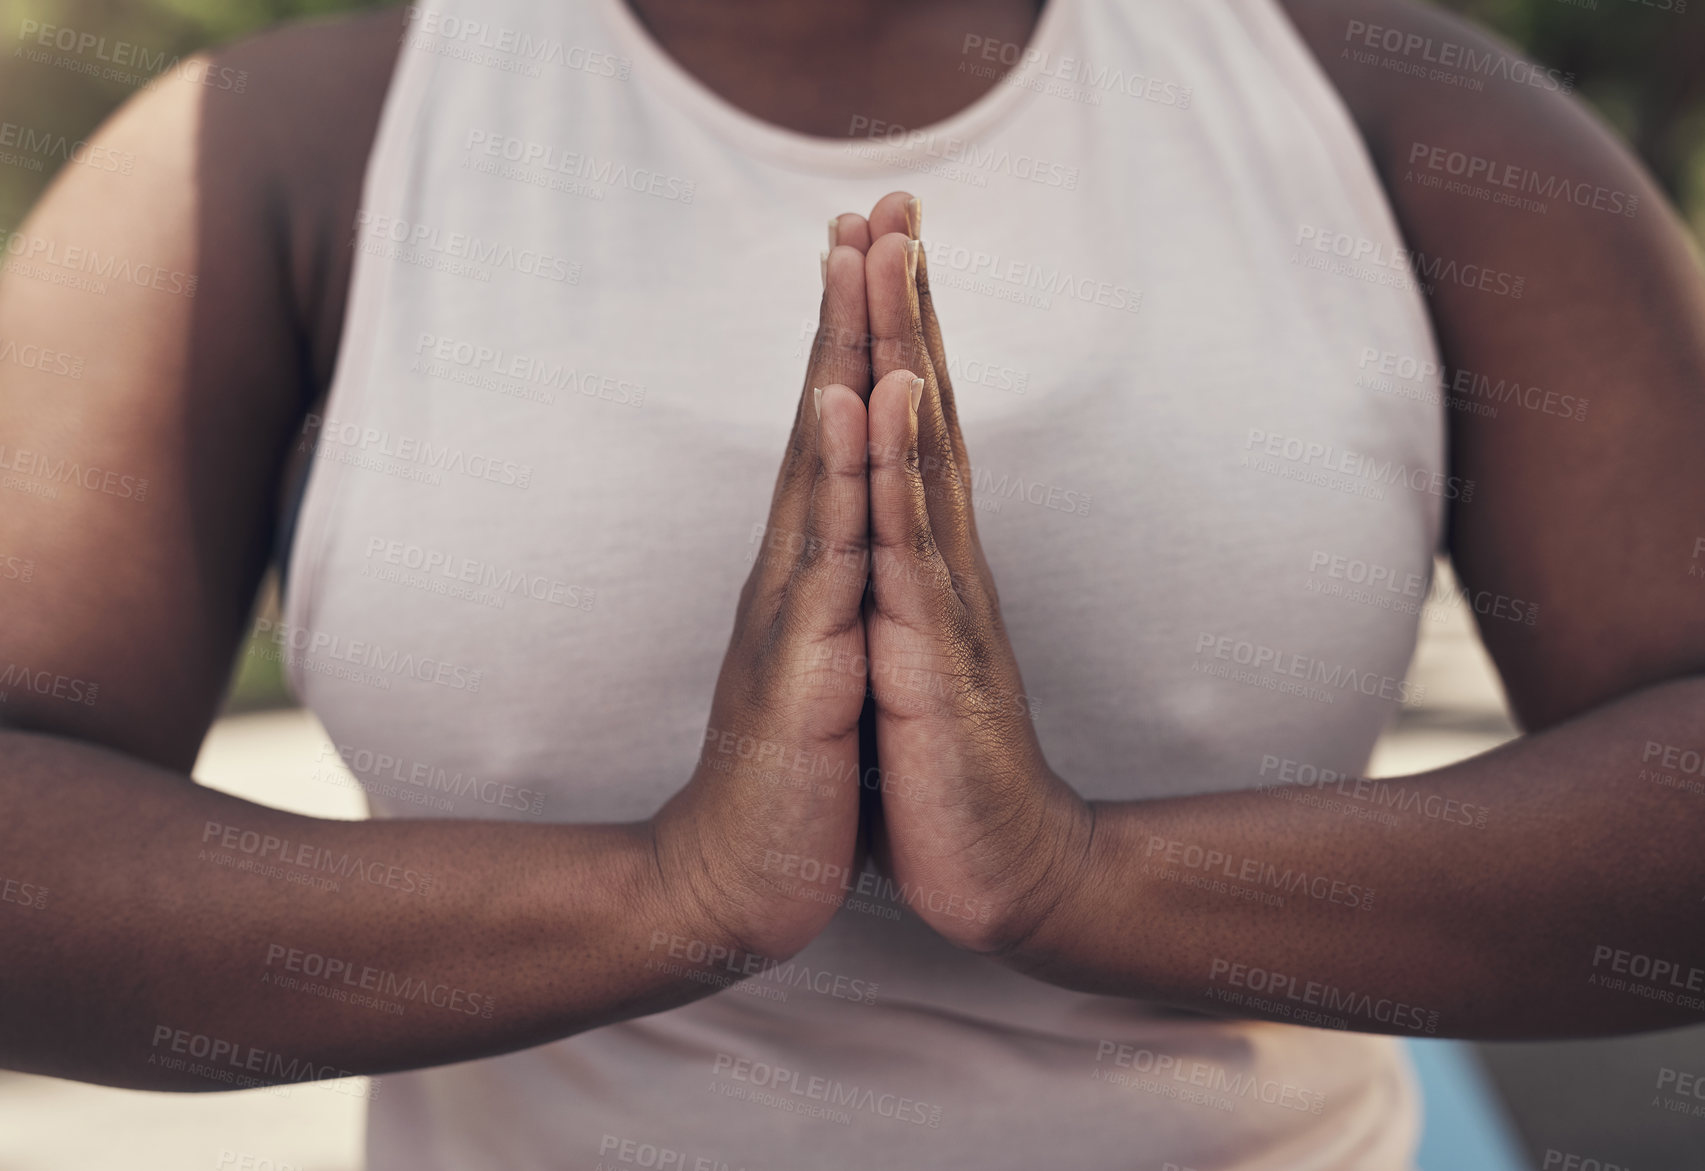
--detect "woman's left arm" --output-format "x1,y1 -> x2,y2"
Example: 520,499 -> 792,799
859,0 -> 1705,1036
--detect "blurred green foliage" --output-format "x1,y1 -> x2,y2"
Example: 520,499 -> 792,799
0,0 -> 395,226
1445,0 -> 1705,234
1,0 -> 1701,711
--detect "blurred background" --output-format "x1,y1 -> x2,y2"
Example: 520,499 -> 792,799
1,0 -> 1703,1168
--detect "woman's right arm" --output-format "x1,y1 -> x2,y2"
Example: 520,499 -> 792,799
0,26 -> 877,1089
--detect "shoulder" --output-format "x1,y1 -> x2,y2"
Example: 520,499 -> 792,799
1276,0 -> 1705,729
1275,0 -> 1600,155
0,7 -> 408,763
192,5 -> 410,391
56,5 -> 407,397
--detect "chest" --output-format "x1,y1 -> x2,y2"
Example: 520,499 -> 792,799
284,12 -> 1446,818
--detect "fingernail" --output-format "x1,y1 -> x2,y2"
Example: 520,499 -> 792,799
828,216 -> 839,249
814,386 -> 824,421
906,196 -> 922,240
905,238 -> 919,282
909,377 -> 924,416
820,250 -> 829,287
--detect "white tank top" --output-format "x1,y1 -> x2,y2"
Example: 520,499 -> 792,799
285,0 -> 1444,1165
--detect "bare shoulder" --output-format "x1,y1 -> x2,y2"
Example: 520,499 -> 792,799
1275,0 -> 1600,148
0,6 -> 404,766
195,4 -> 409,390
1275,0 -> 1705,731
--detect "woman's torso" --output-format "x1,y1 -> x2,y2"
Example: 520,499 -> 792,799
283,0 -> 1445,1165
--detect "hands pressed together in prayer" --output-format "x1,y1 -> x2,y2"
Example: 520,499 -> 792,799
649,191 -> 1094,966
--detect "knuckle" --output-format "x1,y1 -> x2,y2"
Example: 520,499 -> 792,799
815,456 -> 867,494
867,434 -> 904,473
737,625 -> 792,712
908,522 -> 941,564
782,427 -> 813,479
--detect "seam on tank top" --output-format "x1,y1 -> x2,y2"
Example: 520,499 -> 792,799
280,22 -> 441,701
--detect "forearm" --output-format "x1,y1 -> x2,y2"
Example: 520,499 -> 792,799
0,729 -> 734,1089
1014,676 -> 1705,1039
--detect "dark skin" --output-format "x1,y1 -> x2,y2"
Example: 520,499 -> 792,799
0,0 -> 1701,1091
851,3 -> 1705,1043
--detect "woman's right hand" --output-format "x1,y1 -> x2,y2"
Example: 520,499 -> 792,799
648,216 -> 876,963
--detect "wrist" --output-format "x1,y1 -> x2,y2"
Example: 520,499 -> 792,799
645,801 -> 843,965
982,781 -> 1100,966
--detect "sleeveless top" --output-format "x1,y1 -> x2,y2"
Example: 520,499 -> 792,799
284,0 -> 1446,1165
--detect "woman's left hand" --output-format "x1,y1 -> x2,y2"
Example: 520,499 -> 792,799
858,196 -> 1096,956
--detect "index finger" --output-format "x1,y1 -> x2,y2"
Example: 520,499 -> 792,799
869,192 -> 968,478
754,243 -> 871,602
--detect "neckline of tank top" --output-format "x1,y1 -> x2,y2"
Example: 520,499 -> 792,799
595,0 -> 1073,174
